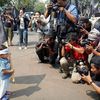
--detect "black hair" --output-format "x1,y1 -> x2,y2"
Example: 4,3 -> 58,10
70,32 -> 79,42
0,45 -> 7,50
20,7 -> 25,13
51,0 -> 57,3
90,56 -> 100,69
35,11 -> 41,15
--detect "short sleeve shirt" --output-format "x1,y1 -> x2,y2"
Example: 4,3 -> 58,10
0,58 -> 11,80
68,4 -> 79,19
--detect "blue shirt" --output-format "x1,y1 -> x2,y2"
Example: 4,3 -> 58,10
0,58 -> 11,80
68,4 -> 79,19
57,4 -> 79,25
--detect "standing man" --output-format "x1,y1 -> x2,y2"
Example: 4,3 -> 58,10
45,0 -> 79,59
45,0 -> 79,32
4,8 -> 14,46
17,8 -> 29,50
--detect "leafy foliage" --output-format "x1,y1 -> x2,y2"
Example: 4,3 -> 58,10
34,2 -> 45,13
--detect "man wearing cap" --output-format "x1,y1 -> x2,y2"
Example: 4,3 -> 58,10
0,47 -> 14,99
82,56 -> 100,94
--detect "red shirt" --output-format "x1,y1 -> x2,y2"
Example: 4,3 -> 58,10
65,43 -> 88,60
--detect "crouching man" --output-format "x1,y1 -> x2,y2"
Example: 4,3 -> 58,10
82,55 -> 100,94
36,35 -> 58,65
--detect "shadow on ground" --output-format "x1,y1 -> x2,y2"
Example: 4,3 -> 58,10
11,74 -> 45,98
86,90 -> 100,100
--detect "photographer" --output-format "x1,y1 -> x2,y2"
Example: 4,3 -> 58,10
59,33 -> 89,79
45,0 -> 78,23
17,8 -> 30,50
36,35 -> 58,65
86,19 -> 100,56
44,0 -> 79,38
45,0 -> 79,61
82,56 -> 100,94
86,35 -> 100,56
36,36 -> 49,63
3,8 -> 14,46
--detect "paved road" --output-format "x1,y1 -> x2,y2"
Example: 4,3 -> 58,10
9,31 -> 100,100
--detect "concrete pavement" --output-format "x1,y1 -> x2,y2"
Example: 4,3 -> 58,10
9,31 -> 100,100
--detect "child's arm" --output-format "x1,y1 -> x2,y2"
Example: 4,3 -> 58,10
2,69 -> 14,75
8,53 -> 15,83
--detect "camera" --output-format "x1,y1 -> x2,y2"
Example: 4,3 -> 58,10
51,0 -> 57,3
52,4 -> 59,11
61,39 -> 68,45
80,39 -> 90,47
76,60 -> 88,76
50,0 -> 59,11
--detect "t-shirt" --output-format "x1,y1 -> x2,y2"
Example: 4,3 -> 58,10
19,17 -> 25,29
4,15 -> 13,27
0,58 -> 11,80
68,4 -> 79,19
65,43 -> 87,60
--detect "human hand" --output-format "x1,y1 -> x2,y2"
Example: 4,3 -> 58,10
65,43 -> 73,49
81,74 -> 92,84
85,45 -> 93,54
10,69 -> 14,75
59,7 -> 64,11
80,28 -> 89,34
47,3 -> 53,11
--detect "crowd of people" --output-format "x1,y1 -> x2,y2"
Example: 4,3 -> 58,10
0,0 -> 100,99
35,0 -> 100,95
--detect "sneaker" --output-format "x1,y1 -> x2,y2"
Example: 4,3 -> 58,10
59,67 -> 63,73
62,73 -> 68,79
59,69 -> 63,73
24,47 -> 27,49
19,47 -> 22,50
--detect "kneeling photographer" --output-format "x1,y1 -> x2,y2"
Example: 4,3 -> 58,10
59,33 -> 89,79
36,37 -> 49,63
36,35 -> 58,65
82,56 -> 100,94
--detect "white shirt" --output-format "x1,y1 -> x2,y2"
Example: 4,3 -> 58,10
20,17 -> 24,29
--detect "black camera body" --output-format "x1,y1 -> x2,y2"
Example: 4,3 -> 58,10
80,39 -> 90,47
76,60 -> 88,76
51,0 -> 57,3
50,0 -> 59,11
60,39 -> 68,45
52,4 -> 59,11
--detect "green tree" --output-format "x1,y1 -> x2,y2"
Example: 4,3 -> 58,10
0,0 -> 11,6
34,2 -> 45,13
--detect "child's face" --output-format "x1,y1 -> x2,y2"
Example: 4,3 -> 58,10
0,54 -> 9,59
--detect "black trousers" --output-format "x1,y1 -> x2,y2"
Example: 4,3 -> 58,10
36,47 -> 49,62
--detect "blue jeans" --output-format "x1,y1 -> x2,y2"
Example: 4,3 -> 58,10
19,29 -> 28,46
